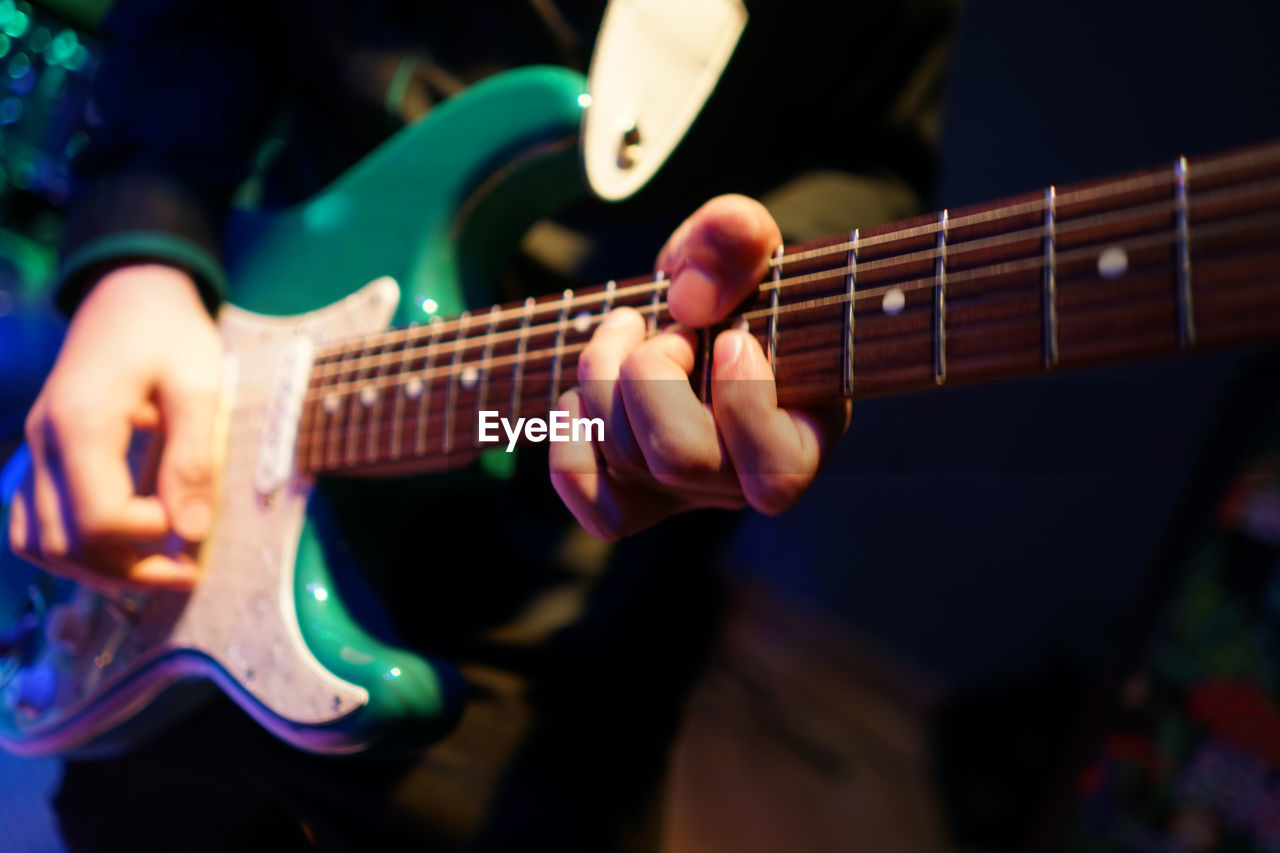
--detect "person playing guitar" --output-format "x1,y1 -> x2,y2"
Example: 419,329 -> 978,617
4,0 -> 956,850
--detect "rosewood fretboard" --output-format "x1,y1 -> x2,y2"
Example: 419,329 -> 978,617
295,139 -> 1280,476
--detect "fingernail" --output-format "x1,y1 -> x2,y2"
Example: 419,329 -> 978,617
715,330 -> 744,366
672,263 -> 718,319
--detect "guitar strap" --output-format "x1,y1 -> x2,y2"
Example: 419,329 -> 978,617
583,0 -> 747,201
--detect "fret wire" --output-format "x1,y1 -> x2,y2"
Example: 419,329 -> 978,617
342,340 -> 369,467
366,338 -> 384,466
1175,155 -> 1196,348
302,208 -> 1280,403
510,297 -> 535,420
843,228 -> 858,397
389,321 -> 416,461
648,273 -> 663,334
307,173 -> 1280,380
603,279 -> 616,315
738,209 -> 1280,327
933,209 -> 948,386
768,245 -> 783,373
414,320 -> 442,456
366,334 -> 394,464
477,304 -> 500,415
1043,186 -> 1059,368
443,311 -> 470,454
549,289 -> 572,409
325,349 -> 353,470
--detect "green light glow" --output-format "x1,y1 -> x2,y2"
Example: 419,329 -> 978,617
0,2 -> 13,27
65,44 -> 86,72
2,9 -> 27,38
0,35 -> 9,59
48,29 -> 76,64
28,26 -> 48,53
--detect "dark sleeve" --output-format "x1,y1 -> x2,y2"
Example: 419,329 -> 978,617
746,0 -> 958,241
55,0 -> 285,315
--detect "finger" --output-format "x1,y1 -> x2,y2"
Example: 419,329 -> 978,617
157,369 -> 220,542
549,388 -> 679,541
40,547 -> 198,594
711,328 -> 848,514
618,327 -> 738,495
8,470 -> 33,559
44,383 -> 171,548
576,308 -> 647,476
656,194 -> 782,328
123,552 -> 200,591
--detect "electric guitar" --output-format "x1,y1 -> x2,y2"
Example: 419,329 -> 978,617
1,65 -> 1278,757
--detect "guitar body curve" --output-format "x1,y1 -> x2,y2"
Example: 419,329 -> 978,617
0,65 -> 589,756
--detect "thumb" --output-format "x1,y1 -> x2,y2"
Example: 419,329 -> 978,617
658,194 -> 782,328
157,379 -> 219,542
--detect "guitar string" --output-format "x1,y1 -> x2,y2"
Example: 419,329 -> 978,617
300,179 -> 1222,376
293,206 -> 1280,401
768,141 -> 1280,269
302,142 -> 1280,362
299,177 -> 1280,385
296,208 -> 1280,407
288,234 -> 1277,462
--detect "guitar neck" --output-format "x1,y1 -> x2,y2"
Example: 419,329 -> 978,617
296,139 -> 1280,477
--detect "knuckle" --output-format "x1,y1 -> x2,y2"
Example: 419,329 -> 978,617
73,505 -> 112,543
644,425 -> 719,482
575,345 -> 606,383
617,348 -> 653,384
44,390 -> 93,440
746,473 -> 808,515
166,456 -> 215,491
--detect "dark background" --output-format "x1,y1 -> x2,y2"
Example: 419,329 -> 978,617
740,0 -> 1280,685
731,0 -> 1280,845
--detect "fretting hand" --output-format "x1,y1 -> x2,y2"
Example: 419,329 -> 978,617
550,195 -> 851,540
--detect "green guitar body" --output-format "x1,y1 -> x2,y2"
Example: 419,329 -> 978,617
0,66 -> 589,755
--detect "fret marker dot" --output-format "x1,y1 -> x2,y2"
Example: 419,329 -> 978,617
1098,246 -> 1128,279
322,393 -> 341,414
882,287 -> 905,316
360,387 -> 377,407
461,366 -> 479,389
573,310 -> 592,334
405,377 -> 423,399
